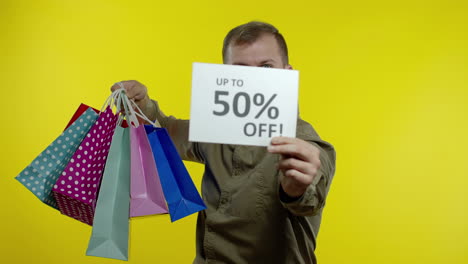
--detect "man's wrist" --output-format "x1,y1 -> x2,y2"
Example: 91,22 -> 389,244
279,184 -> 303,203
144,98 -> 158,123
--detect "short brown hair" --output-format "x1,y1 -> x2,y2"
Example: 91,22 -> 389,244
222,21 -> 289,64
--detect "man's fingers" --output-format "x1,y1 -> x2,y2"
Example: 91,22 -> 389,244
270,136 -> 298,145
278,158 -> 318,177
282,169 -> 314,188
110,82 -> 122,92
268,141 -> 319,163
110,80 -> 147,101
111,80 -> 133,92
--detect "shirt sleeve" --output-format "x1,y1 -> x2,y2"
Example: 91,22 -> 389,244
279,119 -> 336,216
152,100 -> 205,164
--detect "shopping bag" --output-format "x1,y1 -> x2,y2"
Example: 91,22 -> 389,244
130,125 -> 168,217
53,105 -> 119,225
64,103 -> 99,130
86,125 -> 131,261
86,88 -> 135,260
15,106 -> 99,208
144,125 -> 206,222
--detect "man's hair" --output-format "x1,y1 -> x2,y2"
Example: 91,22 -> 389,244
222,21 -> 289,64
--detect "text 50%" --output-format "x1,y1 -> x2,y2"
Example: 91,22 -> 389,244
212,91 -> 279,119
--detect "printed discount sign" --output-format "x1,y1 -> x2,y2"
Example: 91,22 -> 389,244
189,63 -> 299,146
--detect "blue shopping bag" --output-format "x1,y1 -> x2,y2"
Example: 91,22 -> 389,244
15,106 -> 98,208
144,125 -> 206,222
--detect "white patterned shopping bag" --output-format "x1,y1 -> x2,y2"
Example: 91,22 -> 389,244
15,107 -> 99,208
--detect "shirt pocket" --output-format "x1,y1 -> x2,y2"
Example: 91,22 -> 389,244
222,168 -> 278,221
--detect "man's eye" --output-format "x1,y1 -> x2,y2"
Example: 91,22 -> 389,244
261,64 -> 273,68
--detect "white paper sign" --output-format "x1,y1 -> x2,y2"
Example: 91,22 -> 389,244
189,62 -> 298,146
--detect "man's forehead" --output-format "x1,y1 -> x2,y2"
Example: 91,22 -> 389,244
230,32 -> 277,48
227,35 -> 282,61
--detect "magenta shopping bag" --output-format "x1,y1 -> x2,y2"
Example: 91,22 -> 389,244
130,125 -> 168,217
53,106 -> 119,225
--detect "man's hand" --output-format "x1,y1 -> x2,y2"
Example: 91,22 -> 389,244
267,137 -> 321,198
110,80 -> 156,121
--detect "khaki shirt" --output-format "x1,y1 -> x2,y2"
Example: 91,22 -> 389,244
155,102 -> 336,264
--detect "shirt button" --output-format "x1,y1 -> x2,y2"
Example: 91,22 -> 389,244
220,198 -> 228,204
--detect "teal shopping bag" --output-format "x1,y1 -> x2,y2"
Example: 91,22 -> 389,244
15,106 -> 98,208
86,125 -> 130,261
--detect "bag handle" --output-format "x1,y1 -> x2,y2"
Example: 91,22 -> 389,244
128,99 -> 161,128
113,82 -> 161,128
109,82 -> 161,128
100,87 -> 123,113
115,83 -> 141,127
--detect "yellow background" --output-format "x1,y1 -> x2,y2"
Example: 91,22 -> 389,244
1,0 -> 467,263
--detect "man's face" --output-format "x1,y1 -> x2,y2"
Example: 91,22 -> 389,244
225,33 -> 292,70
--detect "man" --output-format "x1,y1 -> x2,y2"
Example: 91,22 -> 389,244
113,21 -> 336,264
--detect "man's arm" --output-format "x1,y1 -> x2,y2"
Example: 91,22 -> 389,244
111,80 -> 205,163
267,122 -> 336,216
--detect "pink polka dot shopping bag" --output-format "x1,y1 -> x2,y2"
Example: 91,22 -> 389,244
52,93 -> 120,225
